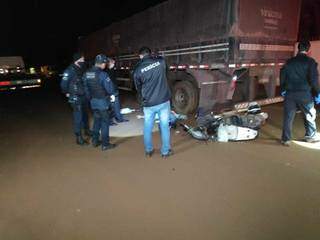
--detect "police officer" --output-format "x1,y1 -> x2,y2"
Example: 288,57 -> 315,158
133,47 -> 172,158
60,52 -> 90,146
106,58 -> 128,123
280,40 -> 320,146
83,54 -> 116,151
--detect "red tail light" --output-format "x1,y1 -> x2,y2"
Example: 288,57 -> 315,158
0,81 -> 10,86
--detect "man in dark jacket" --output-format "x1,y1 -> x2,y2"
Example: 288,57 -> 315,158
280,40 -> 320,146
60,53 -> 90,145
106,58 -> 128,124
83,54 -> 116,151
133,47 -> 172,158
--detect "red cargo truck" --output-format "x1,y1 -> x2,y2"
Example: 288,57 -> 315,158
80,0 -> 301,114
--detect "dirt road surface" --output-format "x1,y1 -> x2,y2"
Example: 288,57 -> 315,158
0,82 -> 319,240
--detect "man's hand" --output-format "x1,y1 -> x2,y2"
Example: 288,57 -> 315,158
281,91 -> 286,97
110,95 -> 116,103
314,93 -> 320,105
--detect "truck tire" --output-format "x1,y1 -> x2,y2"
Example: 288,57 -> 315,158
172,80 -> 199,114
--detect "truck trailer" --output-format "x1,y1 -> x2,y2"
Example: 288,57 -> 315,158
80,0 -> 301,114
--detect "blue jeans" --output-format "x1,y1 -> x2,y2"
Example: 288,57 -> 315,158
143,101 -> 171,155
156,112 -> 177,129
282,91 -> 317,141
92,109 -> 110,146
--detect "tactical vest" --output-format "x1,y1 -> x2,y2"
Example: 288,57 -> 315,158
86,69 -> 107,99
68,65 -> 85,96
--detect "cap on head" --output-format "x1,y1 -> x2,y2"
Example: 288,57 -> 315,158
73,52 -> 84,62
95,54 -> 108,64
298,40 -> 311,52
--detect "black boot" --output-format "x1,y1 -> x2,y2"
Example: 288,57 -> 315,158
110,121 -> 118,126
84,129 -> 93,137
76,135 -> 89,146
102,143 -> 117,151
145,150 -> 154,158
161,149 -> 174,158
92,139 -> 102,148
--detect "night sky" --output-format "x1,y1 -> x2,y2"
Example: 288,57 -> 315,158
299,0 -> 320,40
0,0 -> 319,68
0,0 -> 166,67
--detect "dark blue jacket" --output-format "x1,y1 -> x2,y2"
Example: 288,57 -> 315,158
106,69 -> 119,96
83,66 -> 115,110
60,64 -> 85,96
133,56 -> 171,107
280,53 -> 320,94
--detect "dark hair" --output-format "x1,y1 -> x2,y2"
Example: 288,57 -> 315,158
73,52 -> 84,62
139,46 -> 151,56
298,40 -> 311,52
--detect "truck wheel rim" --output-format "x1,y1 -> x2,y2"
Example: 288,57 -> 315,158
175,88 -> 189,107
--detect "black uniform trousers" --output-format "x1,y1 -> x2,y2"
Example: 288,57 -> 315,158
70,96 -> 90,136
282,91 -> 317,141
92,109 -> 110,146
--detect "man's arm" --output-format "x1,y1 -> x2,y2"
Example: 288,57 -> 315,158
107,70 -> 119,96
309,60 -> 320,94
280,66 -> 287,94
133,69 -> 142,95
60,69 -> 71,94
100,72 -> 115,95
82,74 -> 91,100
133,69 -> 144,106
